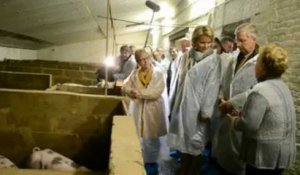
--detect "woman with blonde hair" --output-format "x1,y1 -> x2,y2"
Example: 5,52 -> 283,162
122,49 -> 168,175
168,25 -> 221,175
227,44 -> 297,175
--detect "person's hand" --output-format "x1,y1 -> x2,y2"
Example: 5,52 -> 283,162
226,109 -> 240,122
130,89 -> 141,99
218,98 -> 233,115
226,113 -> 238,122
230,109 -> 240,116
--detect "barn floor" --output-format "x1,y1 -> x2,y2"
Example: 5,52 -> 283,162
157,136 -> 212,175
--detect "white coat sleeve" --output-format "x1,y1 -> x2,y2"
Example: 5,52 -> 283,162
180,69 -> 213,155
229,88 -> 253,111
122,73 -> 134,97
139,72 -> 165,100
181,71 -> 202,133
200,60 -> 221,119
234,92 -> 267,132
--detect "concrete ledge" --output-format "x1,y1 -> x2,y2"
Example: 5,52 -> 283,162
48,83 -> 106,95
109,115 -> 145,175
47,83 -> 121,96
0,71 -> 52,90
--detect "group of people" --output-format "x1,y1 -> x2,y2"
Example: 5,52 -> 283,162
121,22 -> 296,175
95,44 -> 137,82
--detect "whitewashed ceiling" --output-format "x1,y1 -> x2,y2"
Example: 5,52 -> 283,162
0,0 -> 180,49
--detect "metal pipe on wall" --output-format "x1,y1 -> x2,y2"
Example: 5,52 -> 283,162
105,0 -> 110,95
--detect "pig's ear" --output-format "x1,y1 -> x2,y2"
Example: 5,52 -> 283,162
32,147 -> 41,152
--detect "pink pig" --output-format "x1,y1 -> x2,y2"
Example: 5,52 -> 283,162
0,155 -> 17,168
28,147 -> 90,172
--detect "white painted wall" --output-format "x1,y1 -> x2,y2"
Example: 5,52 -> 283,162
175,0 -> 215,26
37,31 -> 146,63
159,1 -> 213,51
37,39 -> 106,63
0,46 -> 37,61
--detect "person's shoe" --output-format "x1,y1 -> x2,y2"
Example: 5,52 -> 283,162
202,148 -> 210,158
200,162 -> 212,173
144,162 -> 159,175
170,150 -> 181,159
200,161 -> 221,175
206,168 -> 220,175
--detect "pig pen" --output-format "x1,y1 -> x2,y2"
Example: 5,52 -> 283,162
0,71 -> 52,90
0,88 -> 145,175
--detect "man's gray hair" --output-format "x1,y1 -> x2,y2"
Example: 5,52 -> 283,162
234,23 -> 258,39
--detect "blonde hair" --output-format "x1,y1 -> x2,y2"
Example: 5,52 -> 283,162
235,23 -> 257,39
192,25 -> 214,48
259,44 -> 288,77
134,49 -> 150,63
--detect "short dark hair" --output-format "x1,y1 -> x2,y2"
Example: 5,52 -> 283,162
221,36 -> 234,44
120,45 -> 129,52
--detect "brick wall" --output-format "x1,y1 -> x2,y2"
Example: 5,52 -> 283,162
266,1 -> 300,174
0,59 -> 100,85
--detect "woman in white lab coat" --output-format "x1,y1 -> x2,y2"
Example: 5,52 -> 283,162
122,49 -> 168,175
167,25 -> 218,175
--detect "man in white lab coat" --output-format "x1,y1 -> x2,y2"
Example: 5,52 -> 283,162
212,23 -> 259,175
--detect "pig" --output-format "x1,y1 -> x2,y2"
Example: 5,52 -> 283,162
0,155 -> 18,168
28,147 -> 90,172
